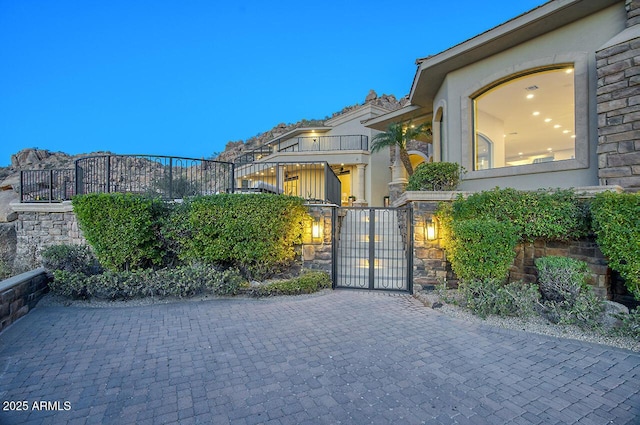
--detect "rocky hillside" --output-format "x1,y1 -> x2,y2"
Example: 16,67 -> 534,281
215,90 -> 407,162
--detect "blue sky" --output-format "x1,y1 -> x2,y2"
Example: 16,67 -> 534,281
0,0 -> 546,167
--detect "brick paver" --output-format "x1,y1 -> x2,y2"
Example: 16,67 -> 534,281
0,291 -> 638,424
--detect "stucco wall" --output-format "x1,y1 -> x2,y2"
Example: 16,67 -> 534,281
434,5 -> 626,191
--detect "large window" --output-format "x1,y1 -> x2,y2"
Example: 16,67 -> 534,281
473,67 -> 575,170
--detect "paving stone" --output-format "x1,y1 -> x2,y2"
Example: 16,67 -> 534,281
0,291 -> 638,424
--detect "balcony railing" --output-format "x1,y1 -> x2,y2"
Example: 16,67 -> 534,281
234,161 -> 341,205
234,135 -> 368,165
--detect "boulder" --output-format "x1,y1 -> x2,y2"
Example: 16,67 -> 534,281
0,174 -> 20,192
600,300 -> 630,330
0,190 -> 19,222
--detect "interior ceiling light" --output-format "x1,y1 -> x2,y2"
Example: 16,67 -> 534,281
554,124 -> 561,129
544,118 -> 552,123
526,93 -> 534,99
565,68 -> 574,74
563,130 -> 570,134
533,111 -> 540,116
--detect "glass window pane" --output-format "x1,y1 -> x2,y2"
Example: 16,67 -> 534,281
473,67 -> 575,170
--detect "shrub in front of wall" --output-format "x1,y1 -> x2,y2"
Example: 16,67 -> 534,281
446,218 -> 519,282
72,193 -> 167,271
175,194 -> 308,280
535,256 -> 590,302
406,162 -> 464,191
535,256 -> 604,328
450,188 -> 589,241
460,279 -> 541,318
247,270 -> 331,297
41,244 -> 102,276
49,264 -> 247,300
590,191 -> 640,300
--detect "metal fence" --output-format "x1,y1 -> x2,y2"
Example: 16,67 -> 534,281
234,161 -> 341,204
19,155 -> 341,204
20,169 -> 75,202
74,155 -> 235,199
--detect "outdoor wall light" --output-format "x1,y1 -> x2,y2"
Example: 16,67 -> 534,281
312,217 -> 323,242
424,216 -> 437,241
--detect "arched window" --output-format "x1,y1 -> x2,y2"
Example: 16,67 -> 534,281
473,66 -> 575,170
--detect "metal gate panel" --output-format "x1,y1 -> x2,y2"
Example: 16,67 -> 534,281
333,206 -> 412,293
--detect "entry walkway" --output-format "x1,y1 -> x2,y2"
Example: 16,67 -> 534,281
0,291 -> 638,424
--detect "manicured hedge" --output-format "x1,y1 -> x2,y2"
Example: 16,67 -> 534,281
72,193 -> 166,271
406,162 -> 464,191
591,191 -> 640,300
169,194 -> 308,280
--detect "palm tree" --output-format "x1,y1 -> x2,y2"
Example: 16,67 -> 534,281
370,122 -> 431,176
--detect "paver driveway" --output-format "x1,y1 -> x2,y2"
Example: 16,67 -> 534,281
0,291 -> 638,425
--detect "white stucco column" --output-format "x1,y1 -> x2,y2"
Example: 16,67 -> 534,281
356,164 -> 366,204
390,145 -> 408,184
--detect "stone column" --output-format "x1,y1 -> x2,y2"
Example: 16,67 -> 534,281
595,0 -> 640,192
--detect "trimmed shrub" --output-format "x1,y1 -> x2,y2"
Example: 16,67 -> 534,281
446,219 -> 519,282
72,193 -> 167,271
535,256 -> 589,302
41,244 -> 102,276
459,279 -> 541,318
406,162 -> 464,191
590,191 -> 640,300
535,256 -> 604,328
49,264 -> 246,300
247,270 -> 331,297
175,194 -> 308,280
449,188 -> 589,242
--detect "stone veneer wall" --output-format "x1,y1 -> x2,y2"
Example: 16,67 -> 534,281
0,268 -> 49,333
596,0 -> 640,192
397,188 -> 624,300
11,202 -> 86,272
301,205 -> 334,274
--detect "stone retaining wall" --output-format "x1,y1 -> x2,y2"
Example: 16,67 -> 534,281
0,268 -> 49,333
10,202 -> 86,272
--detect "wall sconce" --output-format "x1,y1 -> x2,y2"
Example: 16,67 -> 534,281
311,216 -> 323,243
424,216 -> 437,241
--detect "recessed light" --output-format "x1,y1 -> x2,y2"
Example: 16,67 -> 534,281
518,152 -> 523,155
533,111 -> 540,116
547,148 -> 553,151
554,124 -> 561,129
571,135 -> 576,138
544,118 -> 552,123
565,68 -> 573,74
562,130 -> 570,134
526,94 -> 534,99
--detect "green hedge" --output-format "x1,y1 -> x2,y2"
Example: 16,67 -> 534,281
174,194 -> 308,280
446,219 -> 519,282
72,193 -> 166,271
246,270 -> 331,297
591,191 -> 640,300
406,162 -> 464,191
49,264 -> 246,300
449,188 -> 589,242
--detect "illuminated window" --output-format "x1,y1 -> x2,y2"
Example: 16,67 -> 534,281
473,67 -> 575,170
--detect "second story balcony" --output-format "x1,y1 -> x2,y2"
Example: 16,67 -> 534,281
235,135 -> 368,165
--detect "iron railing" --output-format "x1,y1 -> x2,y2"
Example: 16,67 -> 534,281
75,154 -> 235,199
20,169 -> 76,202
19,155 -> 341,204
234,161 -> 341,204
234,135 -> 368,165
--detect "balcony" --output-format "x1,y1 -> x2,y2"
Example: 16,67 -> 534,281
234,135 -> 368,165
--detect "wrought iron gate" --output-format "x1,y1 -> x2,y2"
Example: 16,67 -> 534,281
332,206 -> 413,293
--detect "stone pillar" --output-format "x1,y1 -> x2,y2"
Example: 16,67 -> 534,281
595,0 -> 640,192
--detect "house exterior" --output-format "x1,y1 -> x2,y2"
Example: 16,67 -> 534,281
367,0 -> 640,193
234,101 -> 407,207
